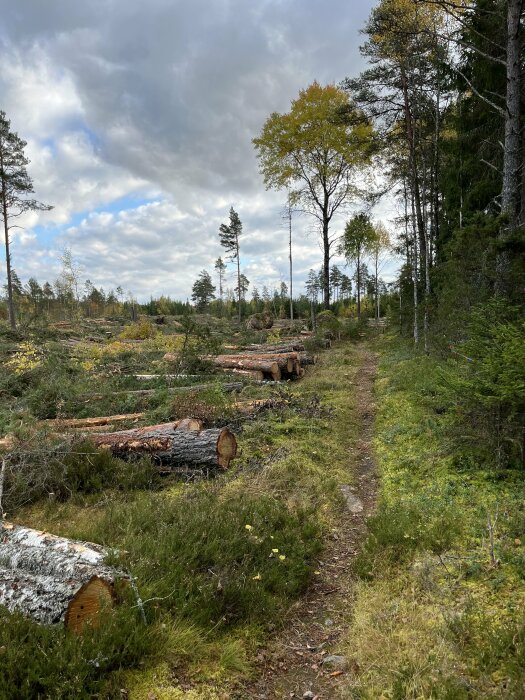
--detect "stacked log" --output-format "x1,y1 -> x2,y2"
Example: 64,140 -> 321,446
0,521 -> 127,633
219,368 -> 265,381
209,355 -> 282,381
207,348 -> 316,381
90,422 -> 237,470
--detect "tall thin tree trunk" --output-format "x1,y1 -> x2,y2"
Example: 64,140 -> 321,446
410,190 -> 419,348
236,238 -> 241,323
322,217 -> 330,309
356,250 -> 361,320
288,203 -> 293,320
502,0 -> 522,224
375,249 -> 380,320
0,149 -> 16,330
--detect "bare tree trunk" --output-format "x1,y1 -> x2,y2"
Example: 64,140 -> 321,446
322,217 -> 330,309
502,0 -> 523,224
410,191 -> 419,348
356,249 -> 361,319
236,236 -> 242,323
0,147 -> 16,330
374,249 -> 380,320
288,203 -> 294,320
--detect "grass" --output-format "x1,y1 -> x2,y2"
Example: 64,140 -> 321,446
0,335 -> 363,698
340,335 -> 525,699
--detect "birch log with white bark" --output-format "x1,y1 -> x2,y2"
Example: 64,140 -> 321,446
0,521 -> 127,632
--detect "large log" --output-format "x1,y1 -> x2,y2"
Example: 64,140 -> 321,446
210,356 -> 281,381
91,423 -> 237,470
231,352 -> 296,373
0,521 -> 127,633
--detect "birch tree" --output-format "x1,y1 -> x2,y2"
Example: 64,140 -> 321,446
253,82 -> 373,308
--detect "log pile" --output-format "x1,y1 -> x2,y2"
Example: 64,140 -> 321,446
0,521 -> 127,632
206,350 -> 315,381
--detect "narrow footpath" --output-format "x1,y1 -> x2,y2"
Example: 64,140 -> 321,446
245,345 -> 379,700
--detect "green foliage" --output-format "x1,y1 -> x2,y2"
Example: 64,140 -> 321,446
119,319 -> 158,340
2,441 -> 159,514
82,488 -> 321,627
191,270 -> 216,310
0,606 -> 156,699
441,300 -> 525,468
343,336 -> 525,699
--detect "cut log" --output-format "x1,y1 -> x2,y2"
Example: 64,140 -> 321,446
0,521 -> 127,633
134,374 -> 202,380
42,413 -> 144,429
90,423 -> 236,470
89,382 -> 244,399
243,343 -> 306,353
210,356 -> 281,381
236,353 -> 298,373
218,368 -> 265,381
298,352 -> 318,366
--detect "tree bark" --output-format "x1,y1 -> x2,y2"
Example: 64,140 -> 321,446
243,342 -> 306,353
89,382 -> 244,399
322,216 -> 331,309
210,356 -> 281,381
91,424 -> 237,470
0,521 -> 126,632
217,368 -> 265,381
502,0 -> 523,224
42,413 -> 144,429
0,145 -> 16,330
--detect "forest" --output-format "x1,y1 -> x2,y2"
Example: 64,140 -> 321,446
0,0 -> 524,698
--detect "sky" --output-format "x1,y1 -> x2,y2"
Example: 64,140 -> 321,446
0,0 -> 400,302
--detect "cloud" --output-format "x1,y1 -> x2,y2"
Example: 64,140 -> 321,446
0,0 -> 401,300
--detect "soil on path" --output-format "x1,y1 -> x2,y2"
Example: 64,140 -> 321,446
242,345 -> 379,700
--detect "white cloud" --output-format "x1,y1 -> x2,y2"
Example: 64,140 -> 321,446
0,0 -> 402,300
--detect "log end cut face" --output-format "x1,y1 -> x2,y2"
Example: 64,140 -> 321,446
65,576 -> 115,634
217,428 -> 237,469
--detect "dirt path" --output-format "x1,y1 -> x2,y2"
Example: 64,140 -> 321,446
243,345 -> 379,700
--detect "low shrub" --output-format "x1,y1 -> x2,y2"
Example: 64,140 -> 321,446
119,320 -> 158,340
1,440 -> 159,514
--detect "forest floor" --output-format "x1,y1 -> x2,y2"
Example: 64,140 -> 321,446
240,346 -> 379,700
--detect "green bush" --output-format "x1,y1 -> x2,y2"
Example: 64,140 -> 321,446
119,320 -> 158,340
0,606 -> 156,700
2,441 -> 159,514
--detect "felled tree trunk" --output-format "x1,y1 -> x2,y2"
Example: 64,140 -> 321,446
0,521 -> 127,633
90,423 -> 237,470
210,356 -> 281,381
42,413 -> 144,428
243,342 -> 305,353
89,382 -> 244,399
239,353 -> 296,372
218,368 -> 265,381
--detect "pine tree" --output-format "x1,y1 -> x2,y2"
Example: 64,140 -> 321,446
191,270 -> 216,311
0,110 -> 52,328
219,207 -> 243,322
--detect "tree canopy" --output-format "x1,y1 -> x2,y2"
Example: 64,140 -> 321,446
253,82 -> 373,308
